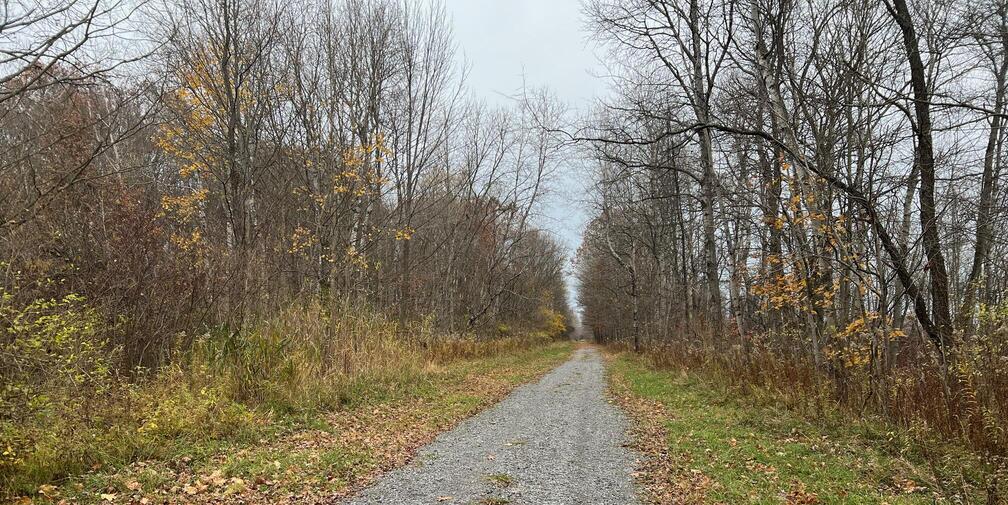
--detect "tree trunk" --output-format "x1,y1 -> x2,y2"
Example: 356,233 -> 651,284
889,0 -> 955,362
958,7 -> 1008,332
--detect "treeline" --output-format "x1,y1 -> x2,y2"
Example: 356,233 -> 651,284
1,0 -> 572,494
1,0 -> 571,370
576,0 -> 1008,495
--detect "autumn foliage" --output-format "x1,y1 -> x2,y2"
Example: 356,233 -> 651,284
0,0 -> 572,499
579,0 -> 1008,501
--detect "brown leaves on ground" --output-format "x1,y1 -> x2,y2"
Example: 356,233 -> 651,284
607,369 -> 712,504
326,399 -> 478,500
784,480 -> 820,504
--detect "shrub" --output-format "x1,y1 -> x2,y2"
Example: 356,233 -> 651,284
1,292 -> 116,407
0,291 -> 123,494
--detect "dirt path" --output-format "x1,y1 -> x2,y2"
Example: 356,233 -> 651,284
344,346 -> 640,505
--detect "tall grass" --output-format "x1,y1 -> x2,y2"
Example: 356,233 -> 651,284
0,294 -> 567,498
189,300 -> 425,410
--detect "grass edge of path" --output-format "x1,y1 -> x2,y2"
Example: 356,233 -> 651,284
604,350 -> 987,504
17,341 -> 575,505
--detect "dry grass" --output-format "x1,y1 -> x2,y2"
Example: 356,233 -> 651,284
25,342 -> 573,504
1,294 -> 571,502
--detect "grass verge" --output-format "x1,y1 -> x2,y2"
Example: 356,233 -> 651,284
606,351 -> 986,504
9,341 -> 573,504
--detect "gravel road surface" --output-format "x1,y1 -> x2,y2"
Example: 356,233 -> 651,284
345,346 -> 641,505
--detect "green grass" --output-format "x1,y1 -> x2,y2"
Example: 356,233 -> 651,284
609,354 -> 956,504
486,472 -> 514,487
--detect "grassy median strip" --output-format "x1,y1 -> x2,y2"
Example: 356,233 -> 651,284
606,352 -> 983,504
12,341 -> 573,505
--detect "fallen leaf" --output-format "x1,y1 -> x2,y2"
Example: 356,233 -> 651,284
38,484 -> 58,497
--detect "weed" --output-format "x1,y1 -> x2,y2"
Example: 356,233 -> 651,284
486,472 -> 514,487
478,497 -> 510,505
3,333 -> 572,502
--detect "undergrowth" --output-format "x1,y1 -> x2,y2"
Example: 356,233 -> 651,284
0,292 -> 568,500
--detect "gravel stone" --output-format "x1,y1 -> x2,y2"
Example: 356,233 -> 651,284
344,346 -> 641,505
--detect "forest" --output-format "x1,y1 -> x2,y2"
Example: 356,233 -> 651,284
0,0 -> 572,499
574,0 -> 1008,497
6,0 -> 1008,502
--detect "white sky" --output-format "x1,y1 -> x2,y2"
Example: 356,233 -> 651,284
443,0 -> 607,313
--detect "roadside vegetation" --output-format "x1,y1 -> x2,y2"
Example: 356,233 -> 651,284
2,294 -> 571,503
0,0 -> 574,503
575,1 -> 1008,502
607,352 -> 984,504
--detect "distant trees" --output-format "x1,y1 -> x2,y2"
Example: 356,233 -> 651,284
577,0 -> 1008,477
0,0 -> 572,371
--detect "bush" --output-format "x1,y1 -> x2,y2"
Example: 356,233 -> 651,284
0,291 -> 115,493
536,306 -> 568,339
0,291 -> 265,496
1,292 -> 116,409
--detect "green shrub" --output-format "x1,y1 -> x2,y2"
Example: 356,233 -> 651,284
1,292 -> 117,415
0,291 -> 124,492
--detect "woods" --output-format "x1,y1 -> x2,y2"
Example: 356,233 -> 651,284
0,0 -> 572,498
576,0 -> 1008,498
0,0 -> 572,368
8,0 -> 1008,501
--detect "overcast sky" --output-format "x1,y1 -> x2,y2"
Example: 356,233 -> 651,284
443,0 -> 607,313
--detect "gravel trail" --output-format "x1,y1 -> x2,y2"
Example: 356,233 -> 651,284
345,346 -> 640,505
